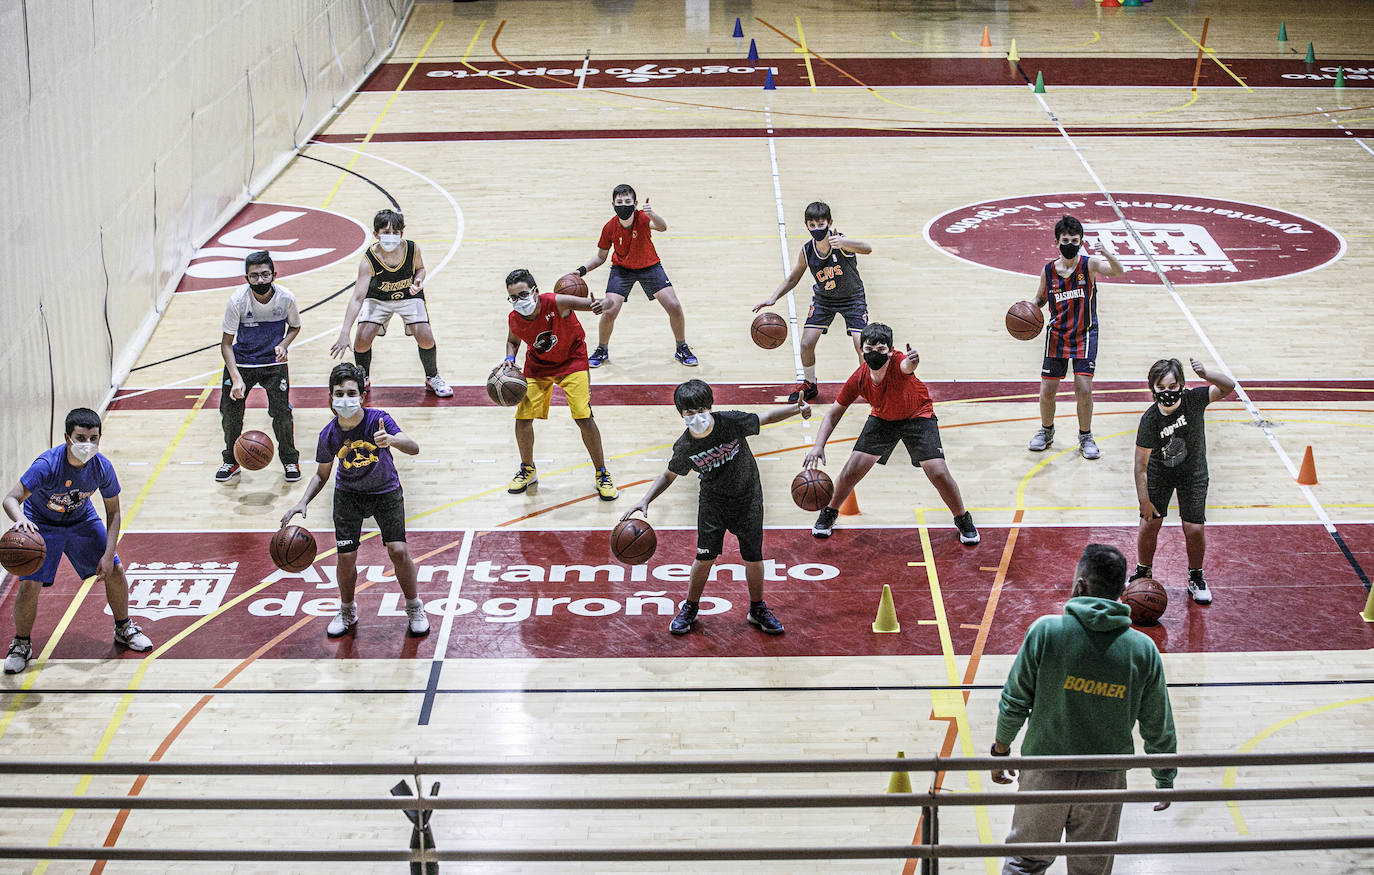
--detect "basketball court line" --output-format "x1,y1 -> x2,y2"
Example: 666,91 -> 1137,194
1165,16 -> 1253,92
418,527 -> 473,725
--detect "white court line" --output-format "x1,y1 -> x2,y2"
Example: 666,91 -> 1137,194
762,102 -> 812,439
1026,84 -> 1348,541
576,54 -> 590,89
113,327 -> 340,401
1316,105 -> 1374,160
430,528 -> 474,663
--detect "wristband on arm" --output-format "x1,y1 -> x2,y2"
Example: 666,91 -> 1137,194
575,266 -> 587,277
504,355 -> 516,362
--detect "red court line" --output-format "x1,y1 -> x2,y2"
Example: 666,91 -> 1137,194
1191,18 -> 1212,93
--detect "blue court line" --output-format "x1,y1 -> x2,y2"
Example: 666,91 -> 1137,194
417,660 -> 443,725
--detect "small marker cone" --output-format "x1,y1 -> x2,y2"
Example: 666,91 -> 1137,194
873,584 -> 901,633
747,38 -> 758,61
733,17 -> 743,39
763,68 -> 775,90
1335,67 -> 1346,87
1102,0 -> 1122,7
1006,38 -> 1019,62
1305,42 -> 1316,64
1033,70 -> 1046,93
886,751 -> 913,794
1297,446 -> 1319,485
980,26 -> 991,48
838,490 -> 861,516
1123,0 -> 1143,6
1278,22 -> 1288,42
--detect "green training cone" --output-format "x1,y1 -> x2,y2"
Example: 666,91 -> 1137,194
1335,67 -> 1346,87
1278,22 -> 1287,41
1305,42 -> 1316,64
1033,71 -> 1045,93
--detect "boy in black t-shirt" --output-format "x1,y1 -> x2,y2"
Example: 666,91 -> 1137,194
1132,357 -> 1235,604
621,379 -> 810,635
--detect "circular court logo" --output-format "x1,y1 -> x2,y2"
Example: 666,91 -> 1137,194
924,193 -> 1344,285
176,202 -> 369,292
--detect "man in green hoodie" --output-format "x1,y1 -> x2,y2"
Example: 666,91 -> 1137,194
991,543 -> 1176,875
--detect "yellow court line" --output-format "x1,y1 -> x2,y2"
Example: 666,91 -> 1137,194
1164,16 -> 1253,92
794,17 -> 817,92
1222,696 -> 1374,835
319,20 -> 446,208
931,690 -> 998,873
913,511 -> 958,686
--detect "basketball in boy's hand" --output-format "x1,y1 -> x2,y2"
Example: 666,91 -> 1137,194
751,312 -> 788,349
791,468 -> 834,512
1005,301 -> 1044,341
487,365 -> 528,407
611,517 -> 657,565
1123,577 -> 1168,625
234,430 -> 275,470
554,273 -> 589,297
0,528 -> 46,577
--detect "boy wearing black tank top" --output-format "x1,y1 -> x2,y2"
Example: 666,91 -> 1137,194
331,209 -> 452,398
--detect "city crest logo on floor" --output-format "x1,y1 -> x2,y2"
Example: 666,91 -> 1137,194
924,193 -> 1344,285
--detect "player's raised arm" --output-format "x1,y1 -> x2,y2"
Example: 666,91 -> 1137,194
1090,243 -> 1124,278
759,401 -> 811,426
831,231 -> 872,255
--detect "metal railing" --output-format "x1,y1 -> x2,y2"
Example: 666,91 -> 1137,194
0,752 -> 1371,870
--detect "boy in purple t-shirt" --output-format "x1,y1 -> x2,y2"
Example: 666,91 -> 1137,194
281,363 -> 428,638
2,408 -> 153,674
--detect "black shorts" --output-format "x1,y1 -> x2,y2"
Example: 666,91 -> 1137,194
804,296 -> 868,335
1147,469 -> 1208,525
854,415 -> 944,466
605,264 -> 672,300
333,488 -> 406,553
697,491 -> 764,562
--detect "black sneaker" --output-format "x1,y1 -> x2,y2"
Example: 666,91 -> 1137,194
669,601 -> 699,635
674,342 -> 699,366
812,506 -> 839,538
954,511 -> 980,545
588,345 -> 610,368
1129,565 -> 1153,583
283,462 -> 301,483
747,602 -> 784,634
788,381 -> 819,403
215,462 -> 240,483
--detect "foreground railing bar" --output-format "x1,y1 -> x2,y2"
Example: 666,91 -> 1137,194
0,751 -> 1370,775
0,784 -> 1369,811
1,835 -> 1372,862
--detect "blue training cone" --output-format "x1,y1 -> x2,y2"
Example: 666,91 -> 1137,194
733,17 -> 743,38
764,68 -> 775,90
747,38 -> 759,61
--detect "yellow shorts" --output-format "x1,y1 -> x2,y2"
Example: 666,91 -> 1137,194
515,370 -> 592,420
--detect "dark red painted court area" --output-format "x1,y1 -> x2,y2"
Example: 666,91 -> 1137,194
4,526 -> 1370,661
108,380 -> 1374,412
360,58 -> 1374,91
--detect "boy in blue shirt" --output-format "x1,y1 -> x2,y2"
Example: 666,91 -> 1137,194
2,408 -> 153,674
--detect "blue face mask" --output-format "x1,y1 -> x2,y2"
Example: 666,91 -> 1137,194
809,226 -> 829,241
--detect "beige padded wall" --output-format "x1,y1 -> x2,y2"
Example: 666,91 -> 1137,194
0,0 -> 410,487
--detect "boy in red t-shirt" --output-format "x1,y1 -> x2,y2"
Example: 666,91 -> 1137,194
572,184 -> 697,368
803,323 -> 978,544
500,268 -> 617,501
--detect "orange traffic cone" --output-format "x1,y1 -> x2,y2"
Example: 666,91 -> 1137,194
839,490 -> 861,516
1297,446 -> 1318,485
980,26 -> 991,48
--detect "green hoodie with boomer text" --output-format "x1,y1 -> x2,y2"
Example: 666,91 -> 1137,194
996,596 -> 1177,787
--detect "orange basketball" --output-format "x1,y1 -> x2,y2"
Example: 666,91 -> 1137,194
269,525 -> 317,573
611,517 -> 657,565
234,430 -> 275,470
487,365 -> 528,407
1123,577 -> 1168,625
1005,301 -> 1044,341
0,528 -> 46,577
751,312 -> 788,349
791,468 -> 834,512
553,272 -> 589,297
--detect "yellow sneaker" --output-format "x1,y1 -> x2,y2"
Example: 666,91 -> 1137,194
595,468 -> 618,501
507,463 -> 537,494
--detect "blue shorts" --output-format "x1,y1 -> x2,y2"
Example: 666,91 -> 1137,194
21,518 -> 119,586
1041,330 -> 1099,379
804,296 -> 868,335
605,264 -> 672,300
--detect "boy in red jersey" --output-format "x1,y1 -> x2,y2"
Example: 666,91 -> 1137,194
572,184 -> 697,368
804,323 -> 978,544
501,268 -> 617,500
1027,215 -> 1124,460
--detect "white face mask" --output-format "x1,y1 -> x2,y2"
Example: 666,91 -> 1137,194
332,397 -> 363,419
511,295 -> 538,316
378,233 -> 402,252
69,441 -> 98,463
683,412 -> 713,436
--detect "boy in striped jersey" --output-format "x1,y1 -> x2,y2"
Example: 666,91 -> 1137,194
1027,216 -> 1124,460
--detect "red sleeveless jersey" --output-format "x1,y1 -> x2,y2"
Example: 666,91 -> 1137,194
508,293 -> 588,378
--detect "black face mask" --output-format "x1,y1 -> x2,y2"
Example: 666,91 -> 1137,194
248,281 -> 273,295
613,203 -> 635,221
1059,242 -> 1081,259
1153,389 -> 1182,407
863,350 -> 889,370
809,226 -> 829,241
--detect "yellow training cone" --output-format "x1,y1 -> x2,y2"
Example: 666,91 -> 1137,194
1007,38 -> 1020,62
873,584 -> 901,633
886,751 -> 913,793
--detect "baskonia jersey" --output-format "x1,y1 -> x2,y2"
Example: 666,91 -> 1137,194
1043,254 -> 1097,358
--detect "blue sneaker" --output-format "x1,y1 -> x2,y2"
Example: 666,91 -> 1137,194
675,342 -> 698,367
588,345 -> 609,368
747,602 -> 784,634
669,601 -> 699,635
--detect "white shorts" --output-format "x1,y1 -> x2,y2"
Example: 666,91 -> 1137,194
358,297 -> 429,336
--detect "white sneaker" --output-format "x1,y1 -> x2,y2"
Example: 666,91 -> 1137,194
405,600 -> 430,636
425,375 -> 453,398
1078,432 -> 1101,460
4,638 -> 31,674
114,622 -> 153,652
327,604 -> 358,638
1187,577 -> 1213,605
1028,426 -> 1054,452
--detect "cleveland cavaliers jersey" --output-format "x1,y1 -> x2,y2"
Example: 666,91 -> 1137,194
1043,255 -> 1097,358
804,239 -> 865,301
365,241 -> 423,302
